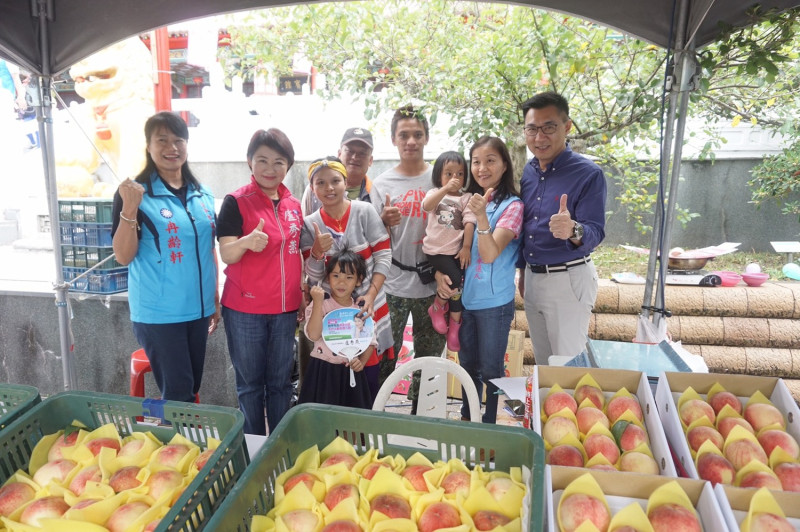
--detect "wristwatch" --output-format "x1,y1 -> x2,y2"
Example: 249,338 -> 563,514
571,221 -> 584,240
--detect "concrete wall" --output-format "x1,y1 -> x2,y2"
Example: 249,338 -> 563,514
0,289 -> 240,407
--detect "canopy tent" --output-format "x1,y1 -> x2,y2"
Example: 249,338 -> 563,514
1,0 -> 798,388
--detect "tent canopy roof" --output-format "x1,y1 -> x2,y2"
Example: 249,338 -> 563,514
2,0 -> 799,76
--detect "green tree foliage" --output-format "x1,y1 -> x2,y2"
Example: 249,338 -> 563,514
220,1 -> 800,234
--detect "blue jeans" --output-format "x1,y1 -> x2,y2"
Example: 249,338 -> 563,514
458,300 -> 514,423
132,317 -> 209,403
222,306 -> 297,435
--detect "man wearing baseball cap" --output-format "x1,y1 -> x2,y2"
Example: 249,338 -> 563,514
300,127 -> 374,216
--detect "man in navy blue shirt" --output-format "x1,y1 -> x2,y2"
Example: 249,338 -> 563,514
517,92 -> 607,365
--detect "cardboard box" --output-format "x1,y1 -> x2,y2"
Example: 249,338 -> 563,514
547,466 -> 727,532
534,366 -> 677,476
715,484 -> 800,530
446,330 -> 525,400
655,371 -> 800,479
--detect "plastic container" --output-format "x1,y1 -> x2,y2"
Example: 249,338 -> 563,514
62,266 -> 128,294
741,272 -> 769,287
0,383 -> 41,431
710,270 -> 742,287
58,198 -> 114,223
206,404 -> 546,532
0,391 -> 247,532
61,245 -> 122,270
59,222 -> 113,247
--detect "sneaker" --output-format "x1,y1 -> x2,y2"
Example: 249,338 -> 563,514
428,300 -> 449,334
447,317 -> 461,351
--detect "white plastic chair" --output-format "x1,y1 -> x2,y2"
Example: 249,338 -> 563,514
372,356 -> 482,422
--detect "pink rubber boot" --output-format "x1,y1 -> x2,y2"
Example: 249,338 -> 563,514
447,317 -> 461,351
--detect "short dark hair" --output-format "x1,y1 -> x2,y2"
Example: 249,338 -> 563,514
135,112 -> 200,189
521,92 -> 570,121
467,136 -> 518,203
431,151 -> 467,188
325,249 -> 367,283
247,128 -> 295,169
391,105 -> 429,139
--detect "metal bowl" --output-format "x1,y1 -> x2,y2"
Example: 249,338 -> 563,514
667,256 -> 710,270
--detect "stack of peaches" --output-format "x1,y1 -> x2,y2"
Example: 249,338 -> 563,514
541,375 -> 659,475
677,384 -> 800,491
0,422 -> 218,531
556,473 -> 703,532
251,436 -> 527,532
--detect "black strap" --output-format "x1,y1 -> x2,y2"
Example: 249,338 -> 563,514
392,257 -> 419,273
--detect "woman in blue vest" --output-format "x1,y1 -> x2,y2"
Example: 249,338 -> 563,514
112,111 -> 220,404
438,136 -> 523,424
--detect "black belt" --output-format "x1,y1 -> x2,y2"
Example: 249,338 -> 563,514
528,256 -> 591,274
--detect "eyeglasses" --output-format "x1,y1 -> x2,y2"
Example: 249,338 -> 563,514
523,123 -> 559,136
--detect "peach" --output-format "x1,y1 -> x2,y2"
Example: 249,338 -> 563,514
725,439 -> 768,470
154,443 -> 190,468
558,493 -> 610,532
320,452 -> 357,470
686,425 -> 724,453
402,464 -> 432,492
323,483 -> 359,510
583,433 -> 620,464
321,520 -> 361,532
284,472 -> 316,494
774,461 -> 800,492
679,399 -> 715,426
696,453 -> 735,485
709,391 -> 742,415
0,481 -> 35,517
576,407 -> 609,434
757,429 -> 800,459
362,461 -> 391,480
486,477 -> 514,501
574,385 -> 605,410
606,396 -> 643,423
32,458 -> 77,486
738,470 -> 782,490
281,509 -> 320,532
619,451 -> 659,475
85,437 -> 121,456
146,469 -> 184,501
370,493 -> 411,519
194,448 -> 216,470
744,402 -> 786,432
106,501 -> 151,532
473,510 -> 511,531
548,445 -> 584,467
69,464 -> 102,495
19,496 -> 69,526
440,471 -> 471,495
47,431 -> 79,461
118,439 -> 144,457
542,416 -> 579,446
544,391 -> 578,417
144,520 -> 162,532
109,465 -> 142,493
612,420 -> 648,452
749,512 -> 794,532
648,503 -> 701,532
418,501 -> 461,532
717,416 -> 754,439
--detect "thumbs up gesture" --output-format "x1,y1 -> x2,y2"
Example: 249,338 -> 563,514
311,222 -> 333,258
468,187 -> 493,216
380,193 -> 401,227
549,194 -> 575,240
247,218 -> 269,252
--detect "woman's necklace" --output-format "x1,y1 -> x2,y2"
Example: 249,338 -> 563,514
322,202 -> 351,234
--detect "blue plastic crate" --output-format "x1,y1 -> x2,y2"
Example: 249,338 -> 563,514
59,222 -> 113,247
63,266 -> 128,294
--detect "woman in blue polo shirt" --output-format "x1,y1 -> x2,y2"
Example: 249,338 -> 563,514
112,111 -> 220,403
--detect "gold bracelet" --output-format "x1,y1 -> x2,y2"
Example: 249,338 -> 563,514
119,213 -> 140,230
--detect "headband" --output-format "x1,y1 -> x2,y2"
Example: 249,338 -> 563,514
308,159 -> 347,182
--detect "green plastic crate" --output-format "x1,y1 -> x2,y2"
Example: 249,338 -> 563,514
0,391 -> 248,532
206,404 -> 546,532
58,198 -> 114,223
0,384 -> 40,431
